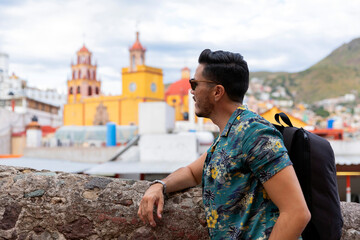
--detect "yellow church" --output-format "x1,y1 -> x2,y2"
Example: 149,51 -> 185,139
63,32 -> 164,126
165,67 -> 191,121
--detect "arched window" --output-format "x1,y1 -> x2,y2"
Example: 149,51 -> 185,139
95,87 -> 99,95
93,71 -> 96,80
132,55 -> 135,70
72,71 -> 75,79
77,86 -> 80,94
87,70 -> 90,79
78,71 -> 81,79
69,87 -> 73,95
88,86 -> 92,96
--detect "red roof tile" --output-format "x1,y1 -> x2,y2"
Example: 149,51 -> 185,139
165,78 -> 191,96
41,126 -> 57,136
79,44 -> 90,53
130,32 -> 146,51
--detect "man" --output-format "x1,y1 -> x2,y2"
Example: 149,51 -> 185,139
138,49 -> 310,239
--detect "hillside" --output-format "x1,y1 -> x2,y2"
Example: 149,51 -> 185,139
260,38 -> 360,103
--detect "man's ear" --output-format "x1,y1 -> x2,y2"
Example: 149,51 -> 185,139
214,85 -> 225,101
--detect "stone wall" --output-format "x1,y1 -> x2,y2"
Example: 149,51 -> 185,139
23,147 -> 122,163
0,165 -> 358,240
0,131 -> 11,155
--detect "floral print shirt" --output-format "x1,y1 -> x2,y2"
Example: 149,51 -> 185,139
202,106 -> 292,240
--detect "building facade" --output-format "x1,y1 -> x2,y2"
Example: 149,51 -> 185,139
0,53 -> 64,131
26,87 -> 66,107
63,32 -> 164,126
67,45 -> 101,104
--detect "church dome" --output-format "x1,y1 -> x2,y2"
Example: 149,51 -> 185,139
165,78 -> 191,96
78,44 -> 90,53
130,32 -> 146,51
165,67 -> 191,96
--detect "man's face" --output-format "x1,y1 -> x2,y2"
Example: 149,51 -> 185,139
191,64 -> 215,118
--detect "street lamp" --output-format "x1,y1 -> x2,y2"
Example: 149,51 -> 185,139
31,115 -> 38,122
8,91 -> 14,112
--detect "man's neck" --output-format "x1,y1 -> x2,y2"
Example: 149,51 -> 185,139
211,102 -> 243,133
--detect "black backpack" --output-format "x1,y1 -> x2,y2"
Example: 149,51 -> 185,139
273,112 -> 343,240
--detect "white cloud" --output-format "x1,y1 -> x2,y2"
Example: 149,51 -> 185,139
0,0 -> 360,94
248,55 -> 289,71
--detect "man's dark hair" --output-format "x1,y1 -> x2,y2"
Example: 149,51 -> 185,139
198,49 -> 249,103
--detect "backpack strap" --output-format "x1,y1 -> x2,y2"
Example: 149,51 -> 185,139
274,112 -> 295,151
301,129 -> 312,209
284,128 -> 313,209
275,112 -> 294,127
282,127 -> 298,154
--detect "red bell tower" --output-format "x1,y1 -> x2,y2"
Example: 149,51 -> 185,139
67,45 -> 101,103
129,32 -> 146,72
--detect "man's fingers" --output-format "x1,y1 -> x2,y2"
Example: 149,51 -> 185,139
138,197 -> 152,225
157,196 -> 164,219
146,197 -> 156,227
138,184 -> 165,227
137,206 -> 146,224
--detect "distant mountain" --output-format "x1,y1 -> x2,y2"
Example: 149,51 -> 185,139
258,38 -> 360,103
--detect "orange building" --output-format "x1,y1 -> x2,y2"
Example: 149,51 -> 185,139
165,67 -> 191,121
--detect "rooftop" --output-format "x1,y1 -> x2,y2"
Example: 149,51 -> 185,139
129,32 -> 146,51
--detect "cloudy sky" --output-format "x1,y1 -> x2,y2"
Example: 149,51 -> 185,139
0,0 -> 359,95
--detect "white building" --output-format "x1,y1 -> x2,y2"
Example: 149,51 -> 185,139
8,73 -> 26,96
0,53 -> 10,97
25,87 -> 66,108
0,96 -> 62,127
0,53 -> 66,125
25,87 -> 67,119
1,53 -> 26,97
0,52 -> 66,105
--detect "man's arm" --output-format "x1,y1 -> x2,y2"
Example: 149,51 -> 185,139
263,165 -> 311,240
137,152 -> 206,227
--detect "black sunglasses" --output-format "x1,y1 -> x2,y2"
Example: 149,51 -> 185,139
189,78 -> 217,90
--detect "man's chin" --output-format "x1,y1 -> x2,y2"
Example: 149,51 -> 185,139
195,111 -> 206,118
195,105 -> 211,118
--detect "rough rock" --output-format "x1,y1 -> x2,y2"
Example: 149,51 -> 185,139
0,165 -> 358,239
340,202 -> 360,240
0,165 -> 207,239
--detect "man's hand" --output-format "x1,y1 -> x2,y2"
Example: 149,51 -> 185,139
137,152 -> 206,227
137,183 -> 164,227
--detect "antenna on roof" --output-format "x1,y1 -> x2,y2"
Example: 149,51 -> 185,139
135,20 -> 141,32
82,33 -> 86,45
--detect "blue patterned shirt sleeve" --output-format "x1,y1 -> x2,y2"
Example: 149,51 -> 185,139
242,121 -> 292,184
